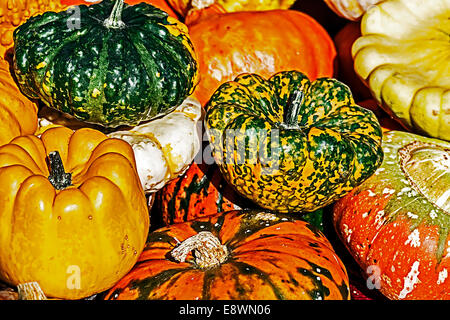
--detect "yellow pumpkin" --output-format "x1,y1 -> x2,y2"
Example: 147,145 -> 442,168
0,59 -> 38,146
352,0 -> 450,141
0,126 -> 149,299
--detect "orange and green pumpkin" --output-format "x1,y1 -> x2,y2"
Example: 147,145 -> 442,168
104,209 -> 350,300
0,60 -> 38,146
157,161 -> 255,225
333,130 -> 450,300
205,70 -> 384,213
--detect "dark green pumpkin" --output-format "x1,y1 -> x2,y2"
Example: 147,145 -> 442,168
205,70 -> 383,213
13,0 -> 198,127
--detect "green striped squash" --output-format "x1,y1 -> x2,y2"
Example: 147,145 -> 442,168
13,0 -> 198,127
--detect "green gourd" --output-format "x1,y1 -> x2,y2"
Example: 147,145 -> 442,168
13,0 -> 198,127
205,70 -> 384,213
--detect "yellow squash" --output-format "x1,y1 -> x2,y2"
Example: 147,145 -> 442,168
0,126 -> 149,299
352,0 -> 450,141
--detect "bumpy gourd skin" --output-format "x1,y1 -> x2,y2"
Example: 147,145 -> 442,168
205,70 -> 383,213
13,0 -> 198,127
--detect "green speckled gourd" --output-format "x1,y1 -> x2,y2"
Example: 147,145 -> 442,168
13,0 -> 198,127
205,70 -> 384,213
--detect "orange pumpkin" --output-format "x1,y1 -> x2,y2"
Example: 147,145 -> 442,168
187,7 -> 337,106
0,60 -> 38,146
105,209 -> 350,300
0,126 -> 149,299
156,160 -> 254,225
333,130 -> 450,300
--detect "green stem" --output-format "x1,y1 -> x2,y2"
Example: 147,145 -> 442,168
104,0 -> 125,29
48,151 -> 72,190
284,90 -> 304,127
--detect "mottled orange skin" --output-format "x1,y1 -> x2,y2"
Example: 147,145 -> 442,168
0,61 -> 37,146
188,9 -> 336,106
0,127 -> 149,299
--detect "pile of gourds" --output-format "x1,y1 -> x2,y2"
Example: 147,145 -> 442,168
0,0 -> 448,301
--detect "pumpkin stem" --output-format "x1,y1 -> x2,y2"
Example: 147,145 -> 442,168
104,0 -> 126,29
170,231 -> 228,269
284,90 -> 305,127
47,151 -> 72,190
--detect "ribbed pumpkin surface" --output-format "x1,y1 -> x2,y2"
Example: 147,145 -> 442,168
205,70 -> 383,213
158,161 -> 254,225
104,209 -> 350,300
13,0 -> 198,127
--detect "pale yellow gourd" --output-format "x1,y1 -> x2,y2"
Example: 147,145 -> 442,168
352,0 -> 450,141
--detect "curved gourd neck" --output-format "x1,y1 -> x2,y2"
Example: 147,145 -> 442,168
104,0 -> 126,29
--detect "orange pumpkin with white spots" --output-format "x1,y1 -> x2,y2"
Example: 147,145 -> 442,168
333,130 -> 450,300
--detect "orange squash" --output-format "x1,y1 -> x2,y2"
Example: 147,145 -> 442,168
156,161 -> 255,225
187,8 -> 337,106
0,60 -> 38,146
0,126 -> 149,299
333,130 -> 450,300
